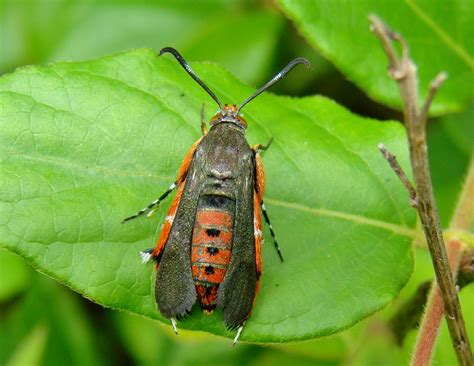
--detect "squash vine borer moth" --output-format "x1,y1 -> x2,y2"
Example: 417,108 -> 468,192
123,47 -> 309,344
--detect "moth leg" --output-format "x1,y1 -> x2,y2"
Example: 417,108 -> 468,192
151,182 -> 185,262
252,137 -> 273,153
139,248 -> 154,264
252,151 -> 282,261
254,193 -> 263,279
232,322 -> 245,346
200,103 -> 208,135
170,318 -> 178,335
261,201 -> 284,262
122,181 -> 178,223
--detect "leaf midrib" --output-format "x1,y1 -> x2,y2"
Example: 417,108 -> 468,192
266,198 -> 416,238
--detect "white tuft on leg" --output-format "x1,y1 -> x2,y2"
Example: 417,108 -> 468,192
146,208 -> 157,218
139,251 -> 152,264
165,215 -> 174,224
232,323 -> 245,346
170,318 -> 178,335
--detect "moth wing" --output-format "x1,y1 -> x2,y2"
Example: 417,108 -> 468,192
154,158 -> 202,319
151,137 -> 203,263
217,155 -> 257,329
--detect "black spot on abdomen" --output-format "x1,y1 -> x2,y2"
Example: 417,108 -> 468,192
205,266 -> 215,275
206,228 -> 220,237
207,247 -> 219,256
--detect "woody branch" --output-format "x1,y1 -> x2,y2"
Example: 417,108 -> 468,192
369,14 -> 472,366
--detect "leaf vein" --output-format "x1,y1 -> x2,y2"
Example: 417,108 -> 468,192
4,148 -> 174,181
265,198 -> 415,237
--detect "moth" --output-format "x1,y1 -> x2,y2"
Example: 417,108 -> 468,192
124,47 -> 309,344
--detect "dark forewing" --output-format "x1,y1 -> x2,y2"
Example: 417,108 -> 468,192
155,159 -> 201,319
217,154 -> 257,329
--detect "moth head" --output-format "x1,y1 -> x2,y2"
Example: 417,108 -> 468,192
210,104 -> 248,129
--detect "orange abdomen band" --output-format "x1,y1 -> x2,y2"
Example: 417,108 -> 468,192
191,195 -> 235,310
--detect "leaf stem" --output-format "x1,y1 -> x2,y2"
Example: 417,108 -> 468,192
369,14 -> 472,365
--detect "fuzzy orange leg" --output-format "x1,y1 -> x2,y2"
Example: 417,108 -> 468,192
254,192 -> 263,278
253,149 -> 283,262
149,181 -> 186,265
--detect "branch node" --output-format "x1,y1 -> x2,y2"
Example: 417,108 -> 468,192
456,341 -> 467,352
389,67 -> 406,80
409,197 -> 419,208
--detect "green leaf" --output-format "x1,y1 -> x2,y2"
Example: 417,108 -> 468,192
0,49 -> 415,342
113,312 -> 173,365
0,248 -> 29,301
278,0 -> 474,115
0,275 -> 105,365
428,105 -> 474,227
0,0 -> 282,85
5,325 -> 48,366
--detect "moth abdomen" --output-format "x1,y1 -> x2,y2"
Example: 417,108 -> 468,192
191,195 -> 235,311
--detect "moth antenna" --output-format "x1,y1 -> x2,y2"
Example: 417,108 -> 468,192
160,47 -> 223,110
237,58 -> 310,113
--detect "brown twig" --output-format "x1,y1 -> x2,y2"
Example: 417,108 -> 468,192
412,159 -> 474,364
378,143 -> 418,207
369,14 -> 472,365
412,239 -> 465,366
411,158 -> 474,364
419,72 -> 448,128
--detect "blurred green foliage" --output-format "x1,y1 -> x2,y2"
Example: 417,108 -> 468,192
0,0 -> 472,365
